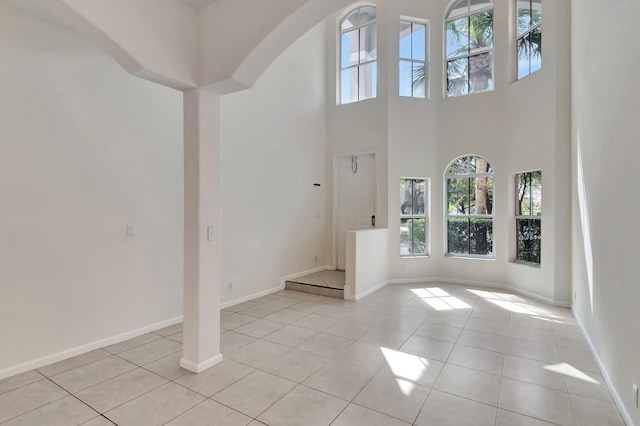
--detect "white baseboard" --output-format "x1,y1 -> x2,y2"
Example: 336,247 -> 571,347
180,353 -> 223,373
389,276 -> 571,308
353,280 -> 389,301
0,316 -> 183,381
573,312 -> 634,426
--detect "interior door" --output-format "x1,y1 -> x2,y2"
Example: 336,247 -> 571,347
337,154 -> 376,270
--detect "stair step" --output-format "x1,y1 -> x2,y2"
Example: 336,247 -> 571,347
285,281 -> 344,299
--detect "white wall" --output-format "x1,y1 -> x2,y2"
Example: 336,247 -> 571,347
572,0 -> 640,424
220,23 -> 329,304
345,229 -> 389,300
0,3 -> 184,376
325,0 -> 571,305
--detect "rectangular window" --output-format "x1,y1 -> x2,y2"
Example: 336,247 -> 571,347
399,19 -> 427,98
515,170 -> 542,264
400,178 -> 428,256
516,0 -> 542,80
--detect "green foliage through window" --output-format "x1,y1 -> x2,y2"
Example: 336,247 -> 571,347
401,179 -> 428,256
515,171 -> 542,264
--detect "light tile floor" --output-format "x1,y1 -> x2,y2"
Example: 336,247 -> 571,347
0,283 -> 627,425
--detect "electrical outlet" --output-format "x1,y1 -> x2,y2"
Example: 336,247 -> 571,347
127,225 -> 136,236
315,255 -> 318,262
228,282 -> 233,290
633,383 -> 638,407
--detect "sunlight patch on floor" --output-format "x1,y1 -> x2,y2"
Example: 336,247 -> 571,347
380,347 -> 430,396
544,363 -> 599,384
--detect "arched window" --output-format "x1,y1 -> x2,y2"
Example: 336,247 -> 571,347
516,0 -> 542,79
446,156 -> 494,256
340,6 -> 377,104
445,0 -> 494,97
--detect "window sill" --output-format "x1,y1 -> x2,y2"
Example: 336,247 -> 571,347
445,254 -> 496,261
512,260 -> 541,268
400,255 -> 430,259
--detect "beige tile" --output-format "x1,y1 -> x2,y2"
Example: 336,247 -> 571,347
502,355 -> 567,391
227,339 -> 290,368
377,349 -> 444,388
117,339 -> 181,366
152,323 -> 183,337
559,347 -> 600,374
288,301 -> 328,313
263,325 -> 317,347
414,321 -> 462,343
167,332 -> 183,343
221,313 -> 258,330
353,369 -> 430,423
415,389 -> 497,426
264,308 -> 309,324
331,403 -> 411,426
0,379 -> 68,422
303,359 -> 376,400
234,319 -> 285,338
260,348 -> 329,383
143,352 -> 189,380
336,341 -> 387,374
565,370 -> 613,402
175,359 -> 254,397
508,324 -> 557,345
457,329 -> 507,353
555,332 -> 589,352
324,321 -> 371,340
0,370 -> 44,395
51,356 -> 137,393
359,327 -> 411,350
496,409 -> 558,426
221,331 -> 257,354
378,314 -> 425,333
465,317 -> 509,336
258,385 -> 348,426
2,396 -> 97,426
75,368 -> 167,413
105,382 -> 204,426
81,416 -> 117,426
506,337 -> 560,364
499,378 -> 575,425
103,334 -> 161,354
298,332 -> 354,358
227,301 -> 260,313
292,314 -> 338,332
38,349 -> 111,377
510,314 -> 554,331
165,399 -> 252,426
434,364 -> 502,406
212,371 -> 296,418
346,309 -> 386,326
427,312 -> 469,328
570,394 -> 625,426
240,303 -> 284,318
315,305 -> 353,319
448,344 -> 505,375
400,335 -> 454,362
265,296 -> 306,308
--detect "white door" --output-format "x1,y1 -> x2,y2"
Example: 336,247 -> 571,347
337,154 -> 376,270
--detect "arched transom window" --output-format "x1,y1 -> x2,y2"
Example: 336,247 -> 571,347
445,0 -> 494,97
339,6 -> 377,104
446,156 -> 494,256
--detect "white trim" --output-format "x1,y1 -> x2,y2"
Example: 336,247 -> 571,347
389,276 -> 570,307
0,316 -> 183,381
346,280 -> 389,301
180,353 -> 223,374
573,312 -> 634,426
220,265 -> 336,309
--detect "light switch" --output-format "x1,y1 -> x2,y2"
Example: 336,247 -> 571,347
207,226 -> 216,241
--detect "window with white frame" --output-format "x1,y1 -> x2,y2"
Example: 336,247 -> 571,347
515,171 -> 542,264
516,0 -> 542,80
340,6 -> 377,104
401,178 -> 428,256
446,156 -> 494,256
445,0 -> 494,97
399,19 -> 427,98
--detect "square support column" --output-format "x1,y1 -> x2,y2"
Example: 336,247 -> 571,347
180,88 -> 223,373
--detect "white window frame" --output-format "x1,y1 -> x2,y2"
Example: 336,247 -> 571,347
515,0 -> 542,80
514,170 -> 542,265
400,178 -> 430,257
444,0 -> 495,98
445,156 -> 495,258
339,7 -> 377,105
399,18 -> 429,99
